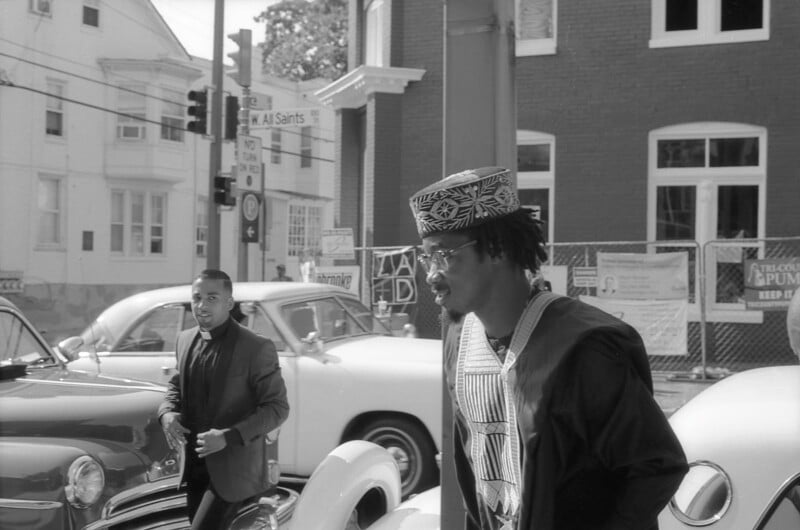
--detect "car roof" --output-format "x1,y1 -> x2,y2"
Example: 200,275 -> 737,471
96,282 -> 355,322
0,296 -> 18,310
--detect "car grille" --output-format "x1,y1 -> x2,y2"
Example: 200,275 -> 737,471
84,478 -> 299,530
83,478 -> 188,530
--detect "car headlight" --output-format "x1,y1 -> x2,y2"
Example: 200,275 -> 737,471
65,456 -> 105,508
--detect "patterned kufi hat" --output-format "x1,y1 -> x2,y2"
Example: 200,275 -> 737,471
409,167 -> 520,238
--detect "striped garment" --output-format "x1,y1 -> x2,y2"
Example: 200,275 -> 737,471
456,313 -> 522,527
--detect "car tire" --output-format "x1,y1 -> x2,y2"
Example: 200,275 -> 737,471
353,417 -> 437,498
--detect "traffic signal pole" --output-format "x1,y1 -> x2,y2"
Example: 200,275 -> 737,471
206,0 -> 225,269
228,28 -> 253,282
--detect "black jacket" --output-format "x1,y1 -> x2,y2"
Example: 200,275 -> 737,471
446,294 -> 688,530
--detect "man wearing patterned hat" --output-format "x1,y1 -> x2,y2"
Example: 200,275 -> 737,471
410,167 -> 687,530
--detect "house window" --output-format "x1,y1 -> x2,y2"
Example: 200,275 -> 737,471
651,0 -> 769,48
364,0 -> 387,66
649,123 -> 766,319
82,0 -> 99,27
300,126 -> 312,168
30,0 -> 52,17
196,197 -> 208,257
517,0 -> 556,56
160,88 -> 184,142
288,203 -> 322,257
271,129 -> 281,164
517,130 -> 555,243
37,176 -> 63,246
117,85 -> 146,140
46,81 -> 64,136
110,189 -> 168,257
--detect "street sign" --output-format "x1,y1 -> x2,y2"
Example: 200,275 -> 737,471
236,135 -> 262,192
240,192 -> 260,243
243,93 -> 272,110
248,108 -> 320,129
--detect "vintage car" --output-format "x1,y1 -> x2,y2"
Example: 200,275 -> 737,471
349,365 -> 800,530
0,296 -> 304,529
659,365 -> 800,530
61,282 -> 443,497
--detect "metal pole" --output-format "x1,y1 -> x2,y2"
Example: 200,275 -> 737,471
237,85 -> 251,281
206,0 -> 225,269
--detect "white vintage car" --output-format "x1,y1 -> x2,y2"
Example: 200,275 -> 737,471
347,365 -> 800,530
659,365 -> 800,530
60,282 -> 443,497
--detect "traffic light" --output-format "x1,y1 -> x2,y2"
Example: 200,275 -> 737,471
224,95 -> 239,141
214,175 -> 236,207
186,89 -> 208,134
227,29 -> 252,87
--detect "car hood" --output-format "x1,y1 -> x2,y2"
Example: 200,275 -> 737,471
0,366 -> 169,462
323,336 -> 442,364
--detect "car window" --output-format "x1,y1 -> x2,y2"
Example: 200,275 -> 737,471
251,308 -> 287,351
758,477 -> 800,530
282,298 -> 364,341
115,305 -> 184,352
0,310 -> 54,366
339,296 -> 392,335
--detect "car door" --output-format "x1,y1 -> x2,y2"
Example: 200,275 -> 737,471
279,297 -> 359,477
244,303 -> 299,474
79,303 -> 189,384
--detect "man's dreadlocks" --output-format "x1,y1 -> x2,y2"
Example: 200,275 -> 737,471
464,208 -> 548,273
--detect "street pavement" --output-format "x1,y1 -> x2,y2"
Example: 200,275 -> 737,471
653,372 -> 719,417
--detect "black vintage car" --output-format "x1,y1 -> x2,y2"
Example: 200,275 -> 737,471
0,296 -> 297,529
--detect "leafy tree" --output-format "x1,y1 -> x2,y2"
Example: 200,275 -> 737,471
255,0 -> 348,82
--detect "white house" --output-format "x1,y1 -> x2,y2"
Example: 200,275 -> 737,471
0,0 -> 335,339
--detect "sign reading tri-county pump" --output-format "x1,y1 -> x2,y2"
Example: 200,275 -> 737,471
236,135 -> 262,192
248,108 -> 320,129
240,192 -> 260,243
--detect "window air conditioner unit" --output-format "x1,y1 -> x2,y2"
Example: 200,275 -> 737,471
32,0 -> 52,16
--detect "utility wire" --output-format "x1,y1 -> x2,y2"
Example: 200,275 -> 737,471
261,145 -> 334,163
0,41 -> 335,143
0,36 -> 174,93
0,51 -> 184,107
3,81 -> 333,162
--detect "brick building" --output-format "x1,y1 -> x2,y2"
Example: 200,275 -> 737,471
318,1 -> 800,363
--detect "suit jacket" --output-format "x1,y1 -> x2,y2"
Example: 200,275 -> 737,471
446,294 -> 688,529
158,319 -> 290,502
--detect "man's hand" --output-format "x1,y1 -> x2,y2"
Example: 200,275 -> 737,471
161,412 -> 189,450
196,429 -> 228,458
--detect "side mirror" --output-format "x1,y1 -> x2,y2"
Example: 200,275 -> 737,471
57,336 -> 85,361
301,331 -> 324,355
402,323 -> 418,338
57,336 -> 99,365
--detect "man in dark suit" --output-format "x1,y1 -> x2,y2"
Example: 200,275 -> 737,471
158,269 -> 289,529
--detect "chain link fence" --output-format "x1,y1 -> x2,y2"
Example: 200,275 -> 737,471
349,237 -> 800,376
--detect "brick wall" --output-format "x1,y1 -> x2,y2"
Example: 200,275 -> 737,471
517,0 -> 800,241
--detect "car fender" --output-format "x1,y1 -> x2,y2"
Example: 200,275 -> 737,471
369,486 -> 441,529
289,441 -> 402,530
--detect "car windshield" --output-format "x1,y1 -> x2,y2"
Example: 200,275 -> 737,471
0,309 -> 57,367
282,296 -> 391,342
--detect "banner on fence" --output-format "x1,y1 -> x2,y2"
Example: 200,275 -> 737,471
743,258 -> 800,310
321,229 -> 355,260
580,295 -> 688,356
371,247 -> 417,306
316,266 -> 360,296
596,252 -> 688,300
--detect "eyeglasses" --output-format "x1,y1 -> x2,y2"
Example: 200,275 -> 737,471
416,240 -> 477,273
